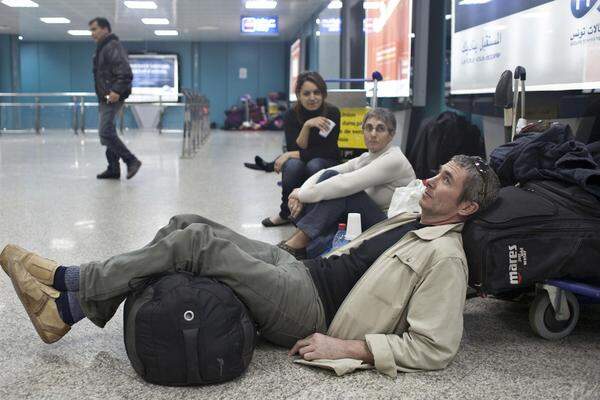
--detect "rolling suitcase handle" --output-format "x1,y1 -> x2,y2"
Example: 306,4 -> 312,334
511,66 -> 527,141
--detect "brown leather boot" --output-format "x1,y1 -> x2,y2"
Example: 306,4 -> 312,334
0,244 -> 59,286
7,260 -> 70,344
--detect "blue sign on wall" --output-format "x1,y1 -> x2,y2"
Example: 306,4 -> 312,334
240,16 -> 279,35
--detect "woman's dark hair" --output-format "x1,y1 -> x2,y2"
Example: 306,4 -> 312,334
89,17 -> 112,32
293,71 -> 328,117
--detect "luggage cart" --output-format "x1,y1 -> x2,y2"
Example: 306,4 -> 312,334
529,280 -> 600,340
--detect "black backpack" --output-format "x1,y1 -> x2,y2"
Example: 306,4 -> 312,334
407,111 -> 486,179
463,180 -> 600,296
123,273 -> 257,386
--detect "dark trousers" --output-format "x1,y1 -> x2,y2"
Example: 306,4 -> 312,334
295,170 -> 387,257
98,101 -> 136,172
279,157 -> 338,219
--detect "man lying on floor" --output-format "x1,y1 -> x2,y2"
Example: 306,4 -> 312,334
1,155 -> 499,377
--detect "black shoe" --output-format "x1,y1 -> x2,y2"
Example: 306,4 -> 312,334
126,159 -> 142,180
96,169 -> 120,179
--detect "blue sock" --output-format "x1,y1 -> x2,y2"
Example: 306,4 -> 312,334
53,266 -> 80,292
56,291 -> 85,326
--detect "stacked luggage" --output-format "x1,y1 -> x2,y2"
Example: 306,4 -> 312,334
462,70 -> 600,339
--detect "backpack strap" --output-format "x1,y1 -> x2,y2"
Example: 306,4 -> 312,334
182,328 -> 202,384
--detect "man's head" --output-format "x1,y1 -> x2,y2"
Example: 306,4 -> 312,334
419,155 -> 500,225
89,17 -> 111,43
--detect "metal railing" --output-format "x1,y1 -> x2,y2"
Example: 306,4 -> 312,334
0,92 -> 185,135
181,90 -> 211,158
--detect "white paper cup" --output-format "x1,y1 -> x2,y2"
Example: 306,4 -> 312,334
345,213 -> 362,240
319,119 -> 336,138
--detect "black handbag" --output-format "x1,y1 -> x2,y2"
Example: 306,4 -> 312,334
463,180 -> 600,296
123,273 -> 257,386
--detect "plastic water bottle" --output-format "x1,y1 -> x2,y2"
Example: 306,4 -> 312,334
331,223 -> 350,250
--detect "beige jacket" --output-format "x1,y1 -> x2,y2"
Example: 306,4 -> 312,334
295,213 -> 468,377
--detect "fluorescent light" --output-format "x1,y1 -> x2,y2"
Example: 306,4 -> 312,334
328,0 -> 343,9
141,18 -> 170,25
245,1 -> 277,9
124,1 -> 157,9
68,30 -> 92,36
458,0 -> 491,4
40,17 -> 71,24
154,29 -> 178,36
363,1 -> 382,10
1,0 -> 38,7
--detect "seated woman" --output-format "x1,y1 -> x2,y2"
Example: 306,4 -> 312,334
262,71 -> 341,227
278,108 -> 416,259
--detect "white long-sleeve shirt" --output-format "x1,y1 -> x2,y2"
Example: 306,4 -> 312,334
297,144 -> 416,211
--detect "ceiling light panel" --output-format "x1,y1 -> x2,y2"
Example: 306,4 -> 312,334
68,30 -> 91,36
40,17 -> 71,24
141,18 -> 170,25
154,29 -> 178,36
1,0 -> 39,7
124,1 -> 157,9
245,1 -> 277,10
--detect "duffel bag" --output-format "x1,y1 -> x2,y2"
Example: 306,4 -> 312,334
123,273 -> 257,386
463,180 -> 600,296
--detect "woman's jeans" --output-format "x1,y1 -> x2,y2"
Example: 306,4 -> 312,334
279,158 -> 338,219
294,170 -> 387,257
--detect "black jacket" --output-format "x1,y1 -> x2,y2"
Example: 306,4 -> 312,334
283,103 -> 341,162
93,34 -> 133,101
494,124 -> 600,199
407,111 -> 485,179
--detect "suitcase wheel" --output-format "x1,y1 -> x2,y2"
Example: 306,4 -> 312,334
528,290 -> 579,340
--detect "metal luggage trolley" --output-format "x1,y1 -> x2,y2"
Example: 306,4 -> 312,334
529,280 -> 600,340
493,66 -> 600,340
181,90 -> 210,158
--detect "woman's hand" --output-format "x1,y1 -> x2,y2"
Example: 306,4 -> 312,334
274,153 -> 290,173
288,189 -> 304,219
303,117 -> 331,132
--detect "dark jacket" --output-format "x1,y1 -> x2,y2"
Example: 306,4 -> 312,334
407,111 -> 485,179
93,34 -> 133,101
283,103 -> 341,162
494,124 -> 600,199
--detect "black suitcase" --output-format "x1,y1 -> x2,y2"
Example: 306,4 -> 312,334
463,180 -> 600,296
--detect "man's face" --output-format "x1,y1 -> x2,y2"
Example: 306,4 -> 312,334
89,21 -> 109,43
419,161 -> 476,222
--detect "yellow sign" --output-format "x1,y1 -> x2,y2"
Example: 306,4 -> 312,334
338,108 -> 368,149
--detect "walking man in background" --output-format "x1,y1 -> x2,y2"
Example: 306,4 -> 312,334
89,17 -> 142,180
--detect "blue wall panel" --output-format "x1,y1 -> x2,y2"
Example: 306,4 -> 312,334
258,42 -> 286,96
20,43 -> 39,92
0,35 -> 12,92
15,39 -> 287,129
200,42 -> 228,126
227,43 -> 259,111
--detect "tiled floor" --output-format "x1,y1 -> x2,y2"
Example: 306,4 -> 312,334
1,130 -> 599,400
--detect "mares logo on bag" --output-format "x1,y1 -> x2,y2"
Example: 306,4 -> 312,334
571,0 -> 600,18
508,244 -> 527,285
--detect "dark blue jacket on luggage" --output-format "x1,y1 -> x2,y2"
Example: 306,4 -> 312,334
492,124 -> 600,199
